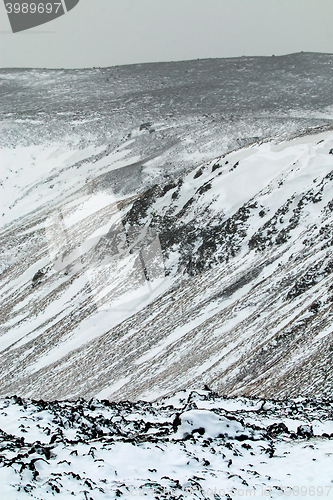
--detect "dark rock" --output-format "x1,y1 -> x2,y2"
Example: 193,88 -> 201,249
139,122 -> 152,131
296,425 -> 314,438
172,413 -> 181,432
193,168 -> 203,179
192,427 -> 205,436
32,269 -> 44,283
266,422 -> 289,436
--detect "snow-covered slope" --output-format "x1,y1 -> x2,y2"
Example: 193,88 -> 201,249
1,126 -> 333,401
1,390 -> 333,499
1,53 -> 333,224
1,53 -> 333,401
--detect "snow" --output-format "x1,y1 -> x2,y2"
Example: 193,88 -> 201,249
0,144 -> 103,226
175,409 -> 250,439
1,57 -> 333,412
0,140 -> 139,228
0,391 -> 332,499
2,124 -> 332,399
95,377 -> 133,400
205,131 -> 332,218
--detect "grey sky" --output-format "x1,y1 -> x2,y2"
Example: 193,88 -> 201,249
0,0 -> 332,68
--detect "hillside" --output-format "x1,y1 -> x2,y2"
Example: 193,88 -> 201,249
0,53 -> 333,401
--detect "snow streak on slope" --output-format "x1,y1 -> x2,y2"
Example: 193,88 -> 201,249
1,130 -> 333,401
1,390 -> 333,499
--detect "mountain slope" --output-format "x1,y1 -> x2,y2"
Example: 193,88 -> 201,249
1,52 -> 333,230
1,125 -> 333,401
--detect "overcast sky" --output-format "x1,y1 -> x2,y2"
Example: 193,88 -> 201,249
0,0 -> 332,68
